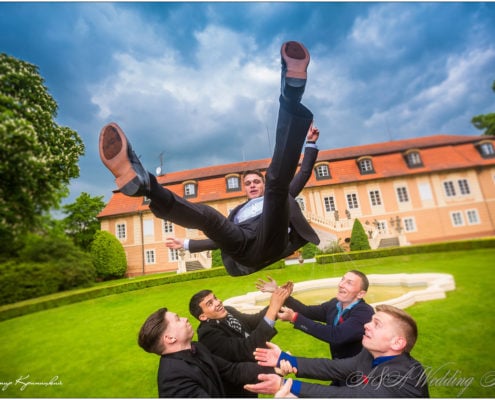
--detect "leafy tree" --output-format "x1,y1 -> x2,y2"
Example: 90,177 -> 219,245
91,230 -> 127,280
350,219 -> 371,251
0,53 -> 85,257
63,192 -> 106,251
471,80 -> 495,136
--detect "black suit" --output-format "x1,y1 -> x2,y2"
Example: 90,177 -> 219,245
284,348 -> 429,397
148,98 -> 320,276
157,342 -> 273,398
197,305 -> 278,397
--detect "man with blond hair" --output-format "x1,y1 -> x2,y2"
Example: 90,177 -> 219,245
244,304 -> 429,397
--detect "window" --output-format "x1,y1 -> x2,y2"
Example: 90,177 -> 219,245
404,150 -> 423,168
169,248 -> 179,262
163,220 -> 174,234
346,193 -> 359,209
369,190 -> 382,206
226,175 -> 241,192
476,141 -> 495,158
184,182 -> 197,198
418,182 -> 433,201
324,196 -> 336,212
403,217 -> 416,232
451,212 -> 464,227
143,219 -> 154,236
458,179 -> 471,195
116,223 -> 126,240
295,197 -> 305,211
466,209 -> 480,225
357,157 -> 374,174
396,186 -> 409,203
314,164 -> 330,180
376,220 -> 387,233
443,181 -> 457,197
145,250 -> 156,264
143,195 -> 151,205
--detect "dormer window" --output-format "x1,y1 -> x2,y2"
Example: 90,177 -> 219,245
314,163 -> 331,180
404,149 -> 423,168
475,141 -> 495,158
226,175 -> 241,192
183,181 -> 197,198
357,157 -> 375,175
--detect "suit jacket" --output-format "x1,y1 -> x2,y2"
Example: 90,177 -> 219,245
157,342 -> 273,398
197,306 -> 277,397
290,348 -> 429,397
189,146 -> 320,275
197,306 -> 277,362
285,297 -> 374,359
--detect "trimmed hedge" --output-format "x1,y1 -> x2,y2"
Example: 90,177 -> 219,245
0,260 -> 283,322
1,238 -> 493,322
316,237 -> 495,264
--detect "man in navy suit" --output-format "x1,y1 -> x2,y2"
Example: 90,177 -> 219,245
244,304 -> 429,398
99,41 -> 320,276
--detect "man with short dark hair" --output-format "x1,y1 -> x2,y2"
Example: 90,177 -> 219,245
244,304 -> 429,398
188,286 -> 291,397
138,307 -> 278,397
99,41 -> 320,277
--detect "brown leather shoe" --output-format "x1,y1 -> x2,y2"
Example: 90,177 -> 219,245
281,41 -> 310,80
99,122 -> 150,196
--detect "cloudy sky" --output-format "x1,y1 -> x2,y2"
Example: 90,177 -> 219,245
1,2 -> 494,205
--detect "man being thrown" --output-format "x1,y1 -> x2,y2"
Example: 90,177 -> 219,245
99,41 -> 320,277
244,304 -> 429,398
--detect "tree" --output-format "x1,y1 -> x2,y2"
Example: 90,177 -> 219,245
0,53 -> 85,257
91,230 -> 127,280
471,80 -> 495,136
63,192 -> 106,251
349,219 -> 371,251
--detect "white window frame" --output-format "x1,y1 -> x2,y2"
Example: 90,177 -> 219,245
145,249 -> 156,264
443,181 -> 456,197
184,183 -> 196,197
163,220 -> 174,234
403,217 -> 416,232
295,197 -> 305,211
359,158 -> 373,173
458,179 -> 471,195
346,193 -> 359,209
169,248 -> 179,262
315,164 -> 330,179
396,186 -> 410,203
227,176 -> 240,191
450,211 -> 464,227
116,223 -> 126,240
323,196 -> 336,212
466,209 -> 480,225
369,190 -> 382,206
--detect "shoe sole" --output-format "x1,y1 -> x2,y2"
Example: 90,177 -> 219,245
99,123 -> 138,190
281,41 -> 310,80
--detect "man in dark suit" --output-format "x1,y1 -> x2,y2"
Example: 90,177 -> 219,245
256,271 -> 374,361
188,286 -> 292,397
138,307 -> 278,397
99,41 -> 320,277
244,304 -> 430,398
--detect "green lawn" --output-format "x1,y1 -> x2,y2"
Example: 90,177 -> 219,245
0,248 -> 494,398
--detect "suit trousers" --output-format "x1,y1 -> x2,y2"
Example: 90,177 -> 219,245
148,97 -> 313,265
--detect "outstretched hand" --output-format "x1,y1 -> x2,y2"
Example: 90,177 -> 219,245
254,342 -> 282,367
244,374 -> 283,395
255,276 -> 278,292
165,237 -> 184,249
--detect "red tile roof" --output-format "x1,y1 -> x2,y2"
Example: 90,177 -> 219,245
98,134 -> 494,218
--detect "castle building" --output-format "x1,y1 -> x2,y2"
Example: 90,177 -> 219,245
98,134 -> 495,277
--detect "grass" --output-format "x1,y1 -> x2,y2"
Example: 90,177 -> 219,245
0,248 -> 494,398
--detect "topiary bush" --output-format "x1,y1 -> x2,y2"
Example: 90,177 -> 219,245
349,219 -> 371,251
91,230 -> 127,280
